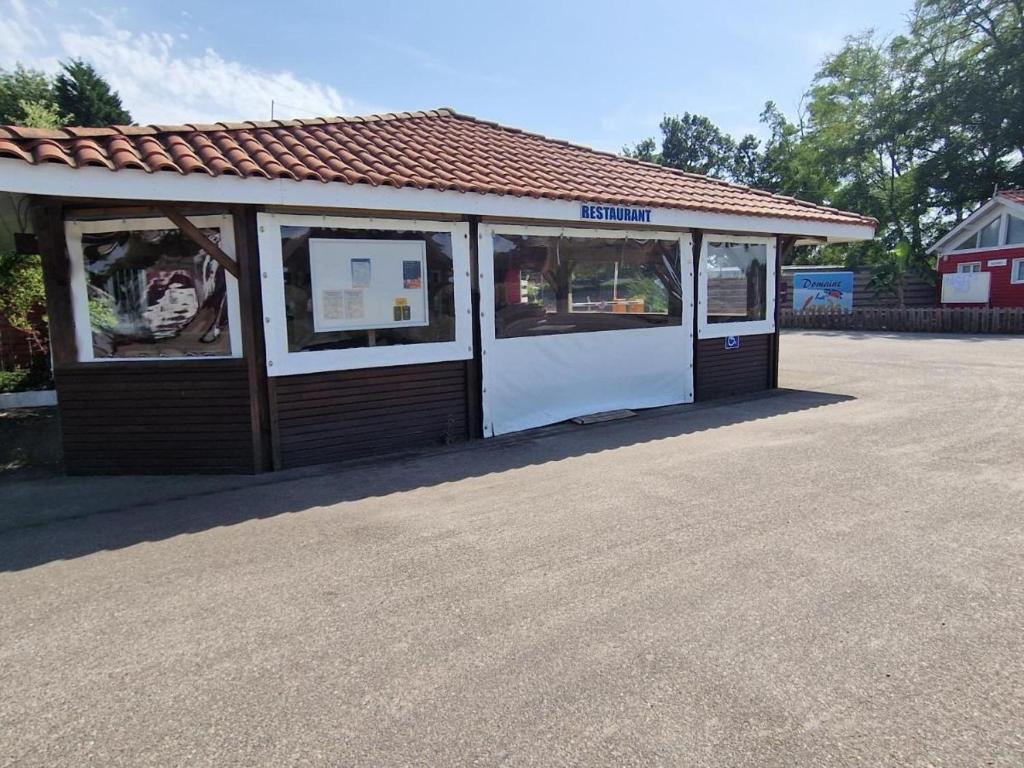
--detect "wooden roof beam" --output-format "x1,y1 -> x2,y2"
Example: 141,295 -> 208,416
158,205 -> 239,279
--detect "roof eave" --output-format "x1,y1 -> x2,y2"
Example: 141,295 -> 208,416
0,159 -> 875,241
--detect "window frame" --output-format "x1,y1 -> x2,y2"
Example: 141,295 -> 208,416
1006,214 -> 1024,246
1012,258 -> 1024,285
256,212 -> 472,377
957,261 -> 983,274
65,214 -> 243,363
486,224 -> 687,340
697,234 -> 777,339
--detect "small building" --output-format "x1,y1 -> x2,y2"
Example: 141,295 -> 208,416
930,189 -> 1024,307
0,109 -> 874,474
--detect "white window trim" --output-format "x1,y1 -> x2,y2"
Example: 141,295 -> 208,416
256,212 -> 472,377
957,261 -> 983,273
65,214 -> 242,363
479,221 -> 693,338
478,223 -> 694,437
1012,258 -> 1024,285
698,234 -> 776,339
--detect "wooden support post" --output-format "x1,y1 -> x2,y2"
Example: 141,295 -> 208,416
691,228 -> 703,400
466,215 -> 483,439
771,236 -> 797,389
31,199 -> 77,367
231,205 -> 273,472
159,205 -> 240,279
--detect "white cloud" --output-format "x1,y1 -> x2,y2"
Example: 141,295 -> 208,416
0,1 -> 367,125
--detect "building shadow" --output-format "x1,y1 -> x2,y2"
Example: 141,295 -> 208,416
0,388 -> 854,572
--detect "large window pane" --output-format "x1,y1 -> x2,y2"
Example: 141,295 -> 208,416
978,217 -> 1001,248
705,241 -> 768,323
954,233 -> 978,251
492,234 -> 682,339
281,226 -> 455,352
1006,215 -> 1024,245
82,227 -> 232,359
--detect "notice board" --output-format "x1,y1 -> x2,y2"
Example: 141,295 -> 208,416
941,271 -> 991,304
309,239 -> 429,332
793,271 -> 854,312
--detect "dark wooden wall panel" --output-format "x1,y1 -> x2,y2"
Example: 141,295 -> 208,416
272,361 -> 469,469
57,360 -> 255,474
695,334 -> 772,401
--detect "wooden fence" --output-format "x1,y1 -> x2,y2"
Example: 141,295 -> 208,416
781,266 -> 936,310
780,307 -> 1024,334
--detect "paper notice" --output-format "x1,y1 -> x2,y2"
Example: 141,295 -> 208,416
343,289 -> 364,320
351,258 -> 371,288
403,260 -> 422,289
322,289 -> 345,321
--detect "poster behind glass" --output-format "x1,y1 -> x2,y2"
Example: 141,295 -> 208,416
281,227 -> 455,353
82,228 -> 232,358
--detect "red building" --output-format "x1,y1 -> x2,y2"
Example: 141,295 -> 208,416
931,190 -> 1024,307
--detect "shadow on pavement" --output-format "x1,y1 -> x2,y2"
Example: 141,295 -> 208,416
784,329 -> 1024,342
0,388 -> 854,572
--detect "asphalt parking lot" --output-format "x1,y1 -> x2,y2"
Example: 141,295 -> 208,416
2,331 -> 1022,767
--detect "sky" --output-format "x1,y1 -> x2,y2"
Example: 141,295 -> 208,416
1,0 -> 913,152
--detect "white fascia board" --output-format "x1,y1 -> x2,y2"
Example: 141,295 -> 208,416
0,158 -> 876,242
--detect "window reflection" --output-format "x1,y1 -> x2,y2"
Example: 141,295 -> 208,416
492,234 -> 682,339
82,227 -> 233,358
705,241 -> 768,323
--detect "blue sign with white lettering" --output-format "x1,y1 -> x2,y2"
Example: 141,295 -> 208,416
725,335 -> 740,350
793,271 -> 854,313
580,203 -> 652,224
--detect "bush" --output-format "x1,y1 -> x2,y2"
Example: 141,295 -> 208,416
0,367 -> 52,393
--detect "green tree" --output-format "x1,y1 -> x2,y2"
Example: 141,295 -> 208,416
868,240 -> 928,307
54,59 -> 131,126
0,251 -> 47,354
0,65 -> 57,126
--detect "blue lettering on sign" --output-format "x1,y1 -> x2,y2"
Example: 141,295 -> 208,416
580,203 -> 652,224
725,335 -> 740,350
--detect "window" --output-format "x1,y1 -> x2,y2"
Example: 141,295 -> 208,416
257,214 -> 472,376
1012,258 -> 1024,284
65,215 -> 241,362
1007,215 -> 1024,246
280,226 -> 455,351
957,262 -> 982,273
953,233 -> 978,251
491,233 -> 682,338
978,217 -> 1001,248
698,236 -> 776,338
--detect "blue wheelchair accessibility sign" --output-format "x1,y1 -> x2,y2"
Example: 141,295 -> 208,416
725,336 -> 741,350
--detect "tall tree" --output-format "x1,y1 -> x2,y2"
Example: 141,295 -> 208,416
0,65 -> 58,126
54,59 -> 131,127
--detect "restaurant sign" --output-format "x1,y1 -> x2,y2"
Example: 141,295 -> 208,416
580,203 -> 653,224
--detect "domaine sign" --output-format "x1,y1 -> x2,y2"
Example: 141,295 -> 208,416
580,203 -> 653,223
793,271 -> 854,313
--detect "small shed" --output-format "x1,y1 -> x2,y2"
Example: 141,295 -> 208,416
0,108 -> 875,473
930,189 -> 1024,307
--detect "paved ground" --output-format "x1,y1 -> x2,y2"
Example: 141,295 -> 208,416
2,331 -> 1022,767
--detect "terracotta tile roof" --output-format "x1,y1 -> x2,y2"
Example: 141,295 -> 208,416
998,189 -> 1024,205
0,108 -> 875,228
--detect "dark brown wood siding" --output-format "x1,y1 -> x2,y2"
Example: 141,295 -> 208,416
56,360 -> 255,474
695,334 -> 772,401
271,361 -> 469,469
